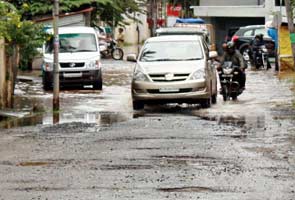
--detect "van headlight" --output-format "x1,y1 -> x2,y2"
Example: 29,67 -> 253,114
133,67 -> 149,82
86,60 -> 100,69
189,69 -> 205,80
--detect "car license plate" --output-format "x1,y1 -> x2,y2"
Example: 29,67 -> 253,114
63,72 -> 82,78
159,88 -> 179,92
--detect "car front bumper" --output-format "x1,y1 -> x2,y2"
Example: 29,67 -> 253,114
132,80 -> 210,102
44,69 -> 101,85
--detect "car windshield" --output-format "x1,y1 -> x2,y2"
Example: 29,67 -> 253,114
45,33 -> 97,53
140,41 -> 203,62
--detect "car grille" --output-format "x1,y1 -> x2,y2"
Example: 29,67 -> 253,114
147,88 -> 192,94
149,73 -> 190,82
60,62 -> 85,68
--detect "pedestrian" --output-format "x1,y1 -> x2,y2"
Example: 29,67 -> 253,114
117,27 -> 125,47
266,21 -> 279,71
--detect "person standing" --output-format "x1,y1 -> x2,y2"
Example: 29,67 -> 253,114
117,28 -> 125,47
267,23 -> 279,71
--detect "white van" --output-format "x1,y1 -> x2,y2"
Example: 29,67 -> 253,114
42,27 -> 102,90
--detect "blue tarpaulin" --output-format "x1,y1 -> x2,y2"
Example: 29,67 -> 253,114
176,18 -> 205,24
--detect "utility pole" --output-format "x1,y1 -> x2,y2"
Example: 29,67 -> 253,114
53,0 -> 60,122
285,0 -> 295,69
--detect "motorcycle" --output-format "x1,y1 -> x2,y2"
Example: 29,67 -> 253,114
253,45 -> 269,70
99,39 -> 124,60
242,48 -> 251,69
219,61 -> 243,101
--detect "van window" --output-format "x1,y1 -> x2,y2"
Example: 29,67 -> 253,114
46,33 -> 97,53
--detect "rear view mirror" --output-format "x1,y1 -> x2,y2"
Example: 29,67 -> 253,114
209,51 -> 218,59
127,54 -> 137,62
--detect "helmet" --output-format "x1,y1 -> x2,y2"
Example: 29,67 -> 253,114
226,41 -> 235,50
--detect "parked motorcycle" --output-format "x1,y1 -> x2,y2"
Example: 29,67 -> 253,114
99,39 -> 124,60
253,45 -> 269,70
219,61 -> 243,101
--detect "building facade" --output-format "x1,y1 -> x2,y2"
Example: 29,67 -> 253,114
192,0 -> 285,51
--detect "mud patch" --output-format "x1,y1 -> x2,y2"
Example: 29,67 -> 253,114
11,186 -> 67,192
157,186 -> 220,193
41,122 -> 96,134
17,161 -> 51,167
100,164 -> 153,170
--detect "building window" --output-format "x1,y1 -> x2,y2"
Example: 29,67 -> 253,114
275,0 -> 285,6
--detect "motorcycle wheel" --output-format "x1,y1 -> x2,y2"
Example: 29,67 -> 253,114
222,86 -> 229,102
112,48 -> 124,60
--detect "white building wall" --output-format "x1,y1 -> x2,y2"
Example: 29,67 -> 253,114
116,12 -> 150,45
194,0 -> 278,21
200,0 -> 264,6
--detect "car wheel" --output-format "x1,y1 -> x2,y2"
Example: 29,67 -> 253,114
133,100 -> 144,110
212,94 -> 217,104
200,97 -> 211,108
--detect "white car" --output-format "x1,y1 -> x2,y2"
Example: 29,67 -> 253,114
128,35 -> 218,110
42,26 -> 102,90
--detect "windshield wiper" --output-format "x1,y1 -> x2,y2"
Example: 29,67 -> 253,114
77,50 -> 97,52
149,58 -> 180,61
183,58 -> 202,61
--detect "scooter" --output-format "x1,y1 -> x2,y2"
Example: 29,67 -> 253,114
99,39 -> 124,60
219,61 -> 243,101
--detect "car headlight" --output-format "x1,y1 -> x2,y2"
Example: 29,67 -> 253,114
86,60 -> 100,69
44,62 -> 53,71
189,69 -> 205,80
133,67 -> 149,82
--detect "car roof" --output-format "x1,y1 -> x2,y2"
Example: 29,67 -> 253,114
239,25 -> 265,29
156,27 -> 207,35
47,26 -> 97,34
146,35 -> 203,42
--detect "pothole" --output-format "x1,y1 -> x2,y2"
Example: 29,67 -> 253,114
100,164 -> 153,170
157,186 -> 219,193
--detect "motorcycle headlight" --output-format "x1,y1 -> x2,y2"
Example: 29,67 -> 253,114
44,62 -> 53,71
189,69 -> 205,80
86,60 -> 100,69
223,68 -> 233,74
133,67 -> 149,82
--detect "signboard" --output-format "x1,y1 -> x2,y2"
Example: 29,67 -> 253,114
167,4 -> 182,17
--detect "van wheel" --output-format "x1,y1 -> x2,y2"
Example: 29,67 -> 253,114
133,100 -> 144,110
93,71 -> 102,90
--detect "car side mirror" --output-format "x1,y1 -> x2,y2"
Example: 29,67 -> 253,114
209,51 -> 218,59
127,54 -> 137,62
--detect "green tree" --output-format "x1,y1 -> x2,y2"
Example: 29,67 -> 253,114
7,0 -> 146,26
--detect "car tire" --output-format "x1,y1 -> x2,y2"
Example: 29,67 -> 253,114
133,100 -> 144,110
212,94 -> 217,104
200,97 -> 211,108
93,72 -> 102,90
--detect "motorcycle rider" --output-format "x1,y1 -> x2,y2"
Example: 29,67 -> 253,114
217,41 -> 246,90
251,34 -> 271,69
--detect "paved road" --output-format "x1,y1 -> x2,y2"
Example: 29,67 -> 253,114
0,60 -> 294,199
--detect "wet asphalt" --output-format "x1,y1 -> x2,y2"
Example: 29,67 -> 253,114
0,59 -> 294,199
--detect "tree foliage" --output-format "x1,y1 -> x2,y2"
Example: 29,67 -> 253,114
0,1 -> 48,69
7,0 -> 146,26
